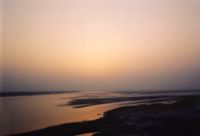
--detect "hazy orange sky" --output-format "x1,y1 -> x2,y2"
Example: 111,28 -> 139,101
2,0 -> 200,92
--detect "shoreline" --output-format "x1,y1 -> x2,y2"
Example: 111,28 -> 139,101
12,95 -> 200,136
0,91 -> 80,97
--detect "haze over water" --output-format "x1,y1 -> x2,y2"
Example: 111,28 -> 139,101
1,1 -> 200,136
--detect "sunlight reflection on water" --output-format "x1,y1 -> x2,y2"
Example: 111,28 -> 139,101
1,90 -> 200,136
0,91 -> 127,135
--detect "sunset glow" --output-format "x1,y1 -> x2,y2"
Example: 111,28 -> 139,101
2,0 -> 200,91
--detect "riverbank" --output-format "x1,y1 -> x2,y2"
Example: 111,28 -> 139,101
12,95 -> 200,136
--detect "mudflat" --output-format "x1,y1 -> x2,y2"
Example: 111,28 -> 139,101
13,95 -> 200,136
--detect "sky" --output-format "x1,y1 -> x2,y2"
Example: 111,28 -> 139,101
1,0 -> 200,92
0,0 -> 2,92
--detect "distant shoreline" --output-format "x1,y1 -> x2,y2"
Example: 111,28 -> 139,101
0,91 -> 80,97
1,89 -> 199,97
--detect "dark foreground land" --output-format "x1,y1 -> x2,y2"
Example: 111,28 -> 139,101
13,95 -> 200,136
